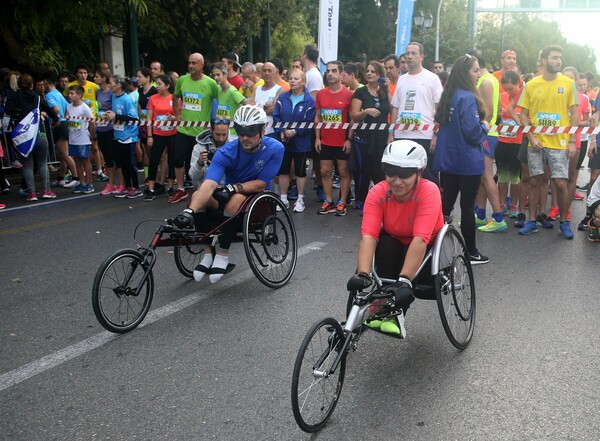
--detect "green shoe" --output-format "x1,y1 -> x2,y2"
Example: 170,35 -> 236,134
475,213 -> 488,226
363,319 -> 383,329
477,219 -> 508,233
379,318 -> 401,335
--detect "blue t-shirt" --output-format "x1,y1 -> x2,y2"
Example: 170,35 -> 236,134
205,136 -> 284,188
45,89 -> 68,121
112,93 -> 139,143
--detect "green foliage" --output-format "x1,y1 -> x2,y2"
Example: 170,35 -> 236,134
271,20 -> 314,67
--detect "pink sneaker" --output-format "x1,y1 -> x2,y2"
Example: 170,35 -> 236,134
100,183 -> 116,195
0,203 -> 6,210
42,189 -> 57,199
114,186 -> 128,198
26,192 -> 38,201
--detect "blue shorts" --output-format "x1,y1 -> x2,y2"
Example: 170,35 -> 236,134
484,135 -> 498,158
69,144 -> 91,158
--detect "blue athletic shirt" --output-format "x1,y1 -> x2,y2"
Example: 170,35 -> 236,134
112,93 -> 139,143
45,89 -> 68,121
205,136 -> 284,189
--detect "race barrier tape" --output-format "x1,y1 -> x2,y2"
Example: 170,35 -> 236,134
63,116 -> 600,135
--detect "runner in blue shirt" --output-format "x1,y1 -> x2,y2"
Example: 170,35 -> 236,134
173,105 -> 284,283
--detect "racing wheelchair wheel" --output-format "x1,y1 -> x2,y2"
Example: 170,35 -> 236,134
174,238 -> 207,279
243,192 -> 297,289
92,249 -> 154,333
434,226 -> 476,349
291,317 -> 346,433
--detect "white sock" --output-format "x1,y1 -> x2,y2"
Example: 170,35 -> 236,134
297,195 -> 304,201
281,194 -> 288,203
193,252 -> 213,282
209,254 -> 229,284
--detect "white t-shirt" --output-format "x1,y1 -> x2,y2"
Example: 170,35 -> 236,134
254,84 -> 282,135
305,67 -> 324,94
391,69 -> 443,140
588,174 -> 600,208
66,102 -> 93,145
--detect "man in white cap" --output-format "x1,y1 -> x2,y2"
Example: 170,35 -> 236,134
222,52 -> 244,89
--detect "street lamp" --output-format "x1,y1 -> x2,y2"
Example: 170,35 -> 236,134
413,10 -> 433,41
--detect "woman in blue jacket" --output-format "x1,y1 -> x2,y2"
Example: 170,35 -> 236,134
433,54 -> 490,264
273,69 -> 315,213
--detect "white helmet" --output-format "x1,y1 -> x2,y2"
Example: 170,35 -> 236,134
382,140 -> 427,170
233,105 -> 268,127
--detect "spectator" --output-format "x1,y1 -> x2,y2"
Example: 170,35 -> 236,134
239,62 -> 264,99
222,52 -> 245,90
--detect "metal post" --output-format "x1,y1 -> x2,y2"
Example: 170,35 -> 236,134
125,5 -> 140,75
435,0 -> 443,61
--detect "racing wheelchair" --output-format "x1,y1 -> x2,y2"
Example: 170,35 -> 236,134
291,223 -> 475,433
92,191 -> 297,334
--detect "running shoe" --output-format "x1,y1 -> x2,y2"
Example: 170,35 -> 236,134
154,182 -> 166,195
477,219 -> 508,232
506,197 -> 512,211
500,204 -> 508,215
167,187 -> 175,198
63,179 -> 81,189
143,189 -> 156,202
52,179 -> 67,187
547,206 -> 560,220
26,192 -> 38,201
559,221 -> 574,240
48,164 -> 59,172
2,178 -> 10,193
72,184 -> 84,194
536,213 -> 553,229
11,160 -> 23,169
335,201 -> 347,216
293,199 -> 305,213
18,188 -> 29,196
126,188 -> 143,199
316,186 -> 326,202
514,213 -> 526,228
469,251 -> 490,265
0,203 -> 5,209
578,214 -> 592,231
573,191 -> 585,201
317,200 -> 336,215
576,184 -> 587,191
42,189 -> 57,199
475,214 -> 488,227
509,205 -> 519,218
168,189 -> 188,203
276,198 -> 289,212
287,185 -> 298,201
114,186 -> 129,198
82,183 -> 95,194
97,171 -> 109,182
184,179 -> 194,190
518,220 -> 539,235
100,184 -> 116,196
587,221 -> 600,242
332,175 -> 341,189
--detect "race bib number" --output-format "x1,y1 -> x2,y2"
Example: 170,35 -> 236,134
182,92 -> 202,111
68,120 -> 82,131
535,112 -> 560,127
216,104 -> 230,118
97,110 -> 108,127
321,109 -> 342,123
500,118 -> 518,138
156,114 -> 171,131
399,112 -> 422,125
140,109 -> 148,121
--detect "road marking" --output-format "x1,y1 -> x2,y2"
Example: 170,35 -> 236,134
0,241 -> 327,392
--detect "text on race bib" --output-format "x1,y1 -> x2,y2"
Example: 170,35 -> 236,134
535,112 -> 560,127
68,121 -> 82,131
182,92 -> 202,111
216,104 -> 230,117
140,109 -> 148,120
155,114 -> 171,131
399,111 -> 422,125
321,109 -> 343,123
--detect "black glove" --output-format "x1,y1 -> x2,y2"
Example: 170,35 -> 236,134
216,183 -> 242,203
347,272 -> 373,291
173,208 -> 195,229
384,277 -> 415,311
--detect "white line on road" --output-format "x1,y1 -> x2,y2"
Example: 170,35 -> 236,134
0,241 -> 327,392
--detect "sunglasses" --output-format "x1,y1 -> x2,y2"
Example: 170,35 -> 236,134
212,118 -> 231,126
383,164 -> 418,179
234,123 -> 263,137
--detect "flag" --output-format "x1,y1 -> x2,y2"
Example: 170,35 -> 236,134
395,0 -> 416,55
318,0 -> 340,73
12,108 -> 40,158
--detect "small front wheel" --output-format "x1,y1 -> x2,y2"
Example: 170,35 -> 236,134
291,317 -> 347,433
174,240 -> 207,278
92,249 -> 154,333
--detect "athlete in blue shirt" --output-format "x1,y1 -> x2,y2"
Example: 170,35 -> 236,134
174,106 -> 284,283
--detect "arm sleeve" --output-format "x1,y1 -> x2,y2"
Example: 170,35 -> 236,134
361,185 -> 385,239
295,100 -> 315,136
412,182 -> 442,244
189,145 -> 208,182
458,95 -> 488,145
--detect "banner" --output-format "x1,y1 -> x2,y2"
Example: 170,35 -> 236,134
395,0 -> 415,55
317,0 -> 339,73
12,108 -> 40,158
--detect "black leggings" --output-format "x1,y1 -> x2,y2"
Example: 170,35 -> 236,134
354,138 -> 385,203
148,135 -> 175,181
174,132 -> 195,170
97,130 -> 116,168
440,172 -> 481,256
114,141 -> 139,188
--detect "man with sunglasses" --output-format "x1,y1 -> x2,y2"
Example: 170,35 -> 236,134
173,105 -> 284,283
347,140 -> 444,337
189,117 -> 231,189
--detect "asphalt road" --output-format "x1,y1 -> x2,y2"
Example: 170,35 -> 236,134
1,184 -> 599,440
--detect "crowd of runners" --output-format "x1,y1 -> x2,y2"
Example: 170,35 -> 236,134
1,42 -> 599,246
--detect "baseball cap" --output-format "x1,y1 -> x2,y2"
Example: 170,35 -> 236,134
223,52 -> 242,69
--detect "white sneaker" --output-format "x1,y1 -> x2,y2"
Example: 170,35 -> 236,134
293,199 -> 305,213
276,198 -> 289,211
63,179 -> 80,188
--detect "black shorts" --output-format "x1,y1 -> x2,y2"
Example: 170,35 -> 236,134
577,140 -> 588,170
589,199 -> 600,215
278,150 -> 308,177
589,149 -> 600,170
52,121 -> 69,141
319,144 -> 349,161
495,141 -> 521,176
